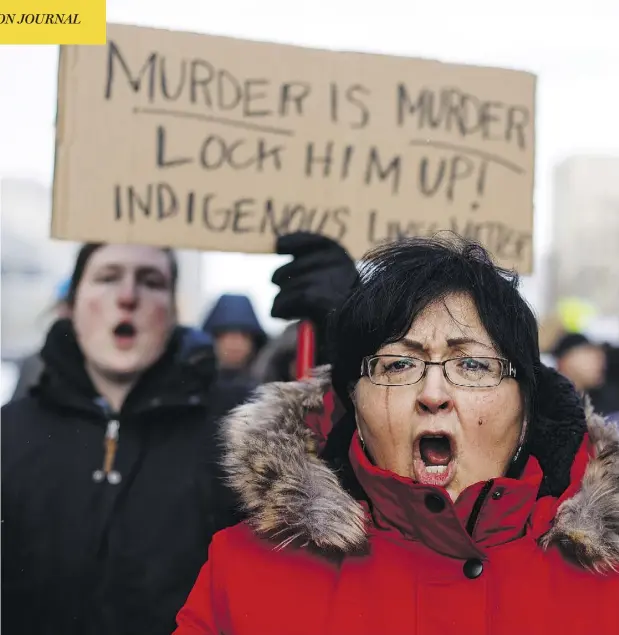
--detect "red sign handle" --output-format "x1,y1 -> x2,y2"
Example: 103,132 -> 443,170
296,321 -> 316,380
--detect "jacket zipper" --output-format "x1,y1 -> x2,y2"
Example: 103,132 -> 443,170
465,479 -> 494,537
92,418 -> 122,485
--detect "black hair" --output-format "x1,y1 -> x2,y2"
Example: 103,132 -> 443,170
329,235 -> 540,425
65,243 -> 179,307
551,333 -> 592,359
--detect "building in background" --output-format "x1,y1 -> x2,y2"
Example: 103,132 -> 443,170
1,177 -> 204,363
550,156 -> 619,338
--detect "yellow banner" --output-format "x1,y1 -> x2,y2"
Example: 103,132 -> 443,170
0,0 -> 105,44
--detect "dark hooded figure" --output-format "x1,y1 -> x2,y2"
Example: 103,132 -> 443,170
175,237 -> 619,635
202,294 -> 267,383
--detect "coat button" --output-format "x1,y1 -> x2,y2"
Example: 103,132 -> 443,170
424,493 -> 446,513
492,488 -> 504,500
463,558 -> 484,579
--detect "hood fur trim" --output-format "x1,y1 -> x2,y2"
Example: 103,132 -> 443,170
540,402 -> 619,572
222,368 -> 619,570
221,367 -> 366,553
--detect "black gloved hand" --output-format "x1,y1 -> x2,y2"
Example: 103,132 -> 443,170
271,233 -> 358,327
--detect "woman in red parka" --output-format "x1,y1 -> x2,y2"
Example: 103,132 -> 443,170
175,237 -> 619,635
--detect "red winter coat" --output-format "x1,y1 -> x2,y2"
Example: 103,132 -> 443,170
175,369 -> 619,635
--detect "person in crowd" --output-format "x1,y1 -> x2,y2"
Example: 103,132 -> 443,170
553,333 -> 606,392
251,322 -> 298,383
176,237 -> 619,635
553,332 -> 619,414
2,232 -> 358,635
10,277 -> 72,401
202,294 -> 267,382
2,243 -> 253,635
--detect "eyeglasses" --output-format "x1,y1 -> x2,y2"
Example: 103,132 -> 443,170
361,355 -> 517,388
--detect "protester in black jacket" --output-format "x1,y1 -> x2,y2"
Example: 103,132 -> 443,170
2,234 -> 359,635
1,243 -> 251,635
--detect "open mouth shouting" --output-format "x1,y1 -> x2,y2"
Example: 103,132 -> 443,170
413,432 -> 457,488
113,320 -> 137,350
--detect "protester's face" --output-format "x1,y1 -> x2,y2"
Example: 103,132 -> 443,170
354,293 -> 524,502
215,331 -> 255,369
71,245 -> 176,381
558,345 -> 606,391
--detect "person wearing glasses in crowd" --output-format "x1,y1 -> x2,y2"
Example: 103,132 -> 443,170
175,236 -> 619,635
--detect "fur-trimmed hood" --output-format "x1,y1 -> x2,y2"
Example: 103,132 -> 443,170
222,366 -> 619,572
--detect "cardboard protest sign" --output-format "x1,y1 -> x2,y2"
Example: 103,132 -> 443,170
52,23 -> 536,271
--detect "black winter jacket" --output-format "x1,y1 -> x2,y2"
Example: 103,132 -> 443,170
1,320 -> 252,635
